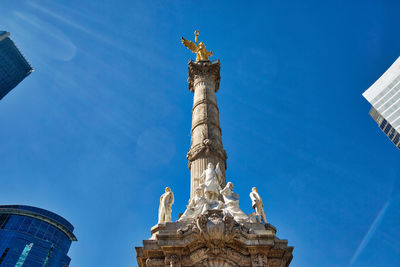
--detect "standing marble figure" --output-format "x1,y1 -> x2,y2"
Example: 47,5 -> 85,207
199,162 -> 223,202
250,187 -> 267,223
158,187 -> 174,224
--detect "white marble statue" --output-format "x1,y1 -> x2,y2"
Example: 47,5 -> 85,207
178,186 -> 207,222
220,182 -> 248,222
249,187 -> 267,223
158,187 -> 174,224
199,162 -> 223,202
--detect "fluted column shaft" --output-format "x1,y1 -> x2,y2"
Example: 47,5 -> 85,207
187,60 -> 227,198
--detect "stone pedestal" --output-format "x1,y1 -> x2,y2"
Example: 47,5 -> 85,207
135,210 -> 293,267
187,60 -> 227,199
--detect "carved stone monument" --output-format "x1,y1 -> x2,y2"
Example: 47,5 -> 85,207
135,31 -> 293,267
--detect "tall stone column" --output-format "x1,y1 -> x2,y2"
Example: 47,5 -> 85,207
186,60 -> 227,199
136,40 -> 293,267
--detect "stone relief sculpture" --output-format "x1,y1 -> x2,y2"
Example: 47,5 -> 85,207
178,186 -> 207,222
220,182 -> 249,223
158,187 -> 174,224
249,187 -> 267,223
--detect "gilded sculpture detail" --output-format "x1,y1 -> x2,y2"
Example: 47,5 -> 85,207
181,30 -> 213,61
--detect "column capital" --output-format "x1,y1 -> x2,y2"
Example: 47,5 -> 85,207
188,60 -> 221,92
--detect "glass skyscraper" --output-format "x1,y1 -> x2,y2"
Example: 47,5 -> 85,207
0,205 -> 77,267
0,31 -> 33,100
363,57 -> 400,149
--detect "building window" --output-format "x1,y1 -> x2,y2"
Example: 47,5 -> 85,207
19,217 -> 32,233
28,220 -> 39,236
393,133 -> 400,145
0,214 -> 10,229
45,225 -> 56,241
384,124 -> 392,134
388,128 -> 396,139
36,221 -> 49,239
380,119 -> 387,129
7,215 -> 21,231
0,248 -> 9,264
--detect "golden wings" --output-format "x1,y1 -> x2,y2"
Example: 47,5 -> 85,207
181,37 -> 198,52
181,31 -> 213,61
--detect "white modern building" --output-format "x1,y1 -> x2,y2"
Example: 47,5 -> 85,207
363,57 -> 400,149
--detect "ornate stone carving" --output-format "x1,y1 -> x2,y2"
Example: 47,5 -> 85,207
165,254 -> 181,267
189,248 -> 208,263
251,253 -> 268,267
187,140 -> 227,163
191,210 -> 250,255
188,60 -> 221,92
226,247 -> 244,263
177,221 -> 200,236
195,257 -> 239,267
145,258 -> 164,266
137,210 -> 292,267
267,258 -> 282,266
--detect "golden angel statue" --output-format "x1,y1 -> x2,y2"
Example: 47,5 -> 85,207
181,30 -> 213,61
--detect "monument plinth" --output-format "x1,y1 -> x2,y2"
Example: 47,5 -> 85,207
136,209 -> 292,267
135,32 -> 293,267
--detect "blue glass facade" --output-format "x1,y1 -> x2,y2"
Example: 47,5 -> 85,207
0,205 -> 77,267
369,107 -> 400,149
0,31 -> 33,100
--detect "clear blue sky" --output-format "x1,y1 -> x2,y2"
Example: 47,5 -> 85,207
1,0 -> 399,266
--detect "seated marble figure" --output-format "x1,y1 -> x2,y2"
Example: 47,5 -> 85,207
220,182 -> 249,223
178,186 -> 207,222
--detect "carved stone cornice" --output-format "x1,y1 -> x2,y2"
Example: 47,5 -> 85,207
188,60 -> 221,92
251,253 -> 268,267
